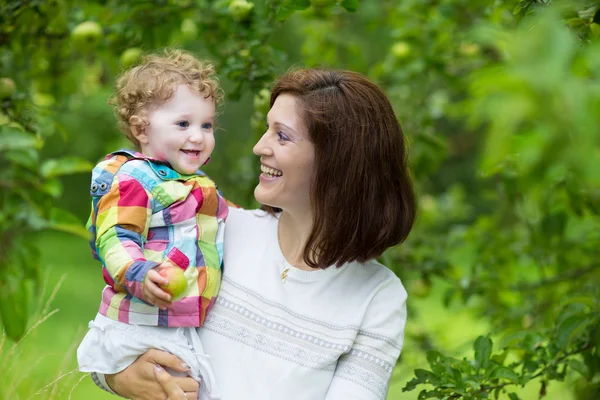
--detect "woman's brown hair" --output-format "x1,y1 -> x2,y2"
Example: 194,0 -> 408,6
265,68 -> 416,269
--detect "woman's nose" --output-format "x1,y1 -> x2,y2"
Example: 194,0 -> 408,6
253,132 -> 272,156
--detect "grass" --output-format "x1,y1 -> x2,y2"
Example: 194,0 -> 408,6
1,231 -> 577,399
0,232 -> 113,400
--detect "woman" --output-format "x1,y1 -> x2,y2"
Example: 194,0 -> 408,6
93,68 -> 416,400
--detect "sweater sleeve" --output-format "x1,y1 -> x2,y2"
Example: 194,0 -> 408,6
325,276 -> 408,400
94,173 -> 159,300
90,372 -> 120,396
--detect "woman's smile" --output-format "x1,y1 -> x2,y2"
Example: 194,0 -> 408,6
260,163 -> 283,179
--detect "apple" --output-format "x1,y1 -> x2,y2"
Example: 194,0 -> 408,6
0,78 -> 16,99
238,49 -> 250,59
459,42 -> 480,57
120,47 -> 143,68
591,23 -> 600,38
253,88 -> 271,114
391,41 -> 411,59
181,18 -> 198,41
159,267 -> 188,301
410,278 -> 431,298
71,21 -> 103,50
229,0 -> 254,22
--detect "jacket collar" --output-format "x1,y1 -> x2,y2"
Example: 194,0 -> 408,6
108,149 -> 206,180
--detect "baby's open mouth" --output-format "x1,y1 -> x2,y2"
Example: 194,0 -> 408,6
181,150 -> 200,156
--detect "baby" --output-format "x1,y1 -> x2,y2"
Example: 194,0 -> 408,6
77,49 -> 227,400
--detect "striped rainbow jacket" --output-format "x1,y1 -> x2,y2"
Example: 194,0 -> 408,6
86,150 -> 228,327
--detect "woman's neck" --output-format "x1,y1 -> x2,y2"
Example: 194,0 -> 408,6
277,211 -> 315,271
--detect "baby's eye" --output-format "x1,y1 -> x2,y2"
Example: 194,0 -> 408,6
177,121 -> 189,128
202,122 -> 213,129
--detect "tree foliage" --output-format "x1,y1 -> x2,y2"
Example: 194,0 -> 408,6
1,0 -> 599,398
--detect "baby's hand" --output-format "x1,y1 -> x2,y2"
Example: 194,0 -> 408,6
142,267 -> 173,310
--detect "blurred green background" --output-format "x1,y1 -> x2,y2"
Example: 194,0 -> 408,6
1,0 -> 599,399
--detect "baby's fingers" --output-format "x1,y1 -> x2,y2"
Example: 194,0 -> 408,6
147,269 -> 169,286
145,279 -> 172,302
143,291 -> 172,310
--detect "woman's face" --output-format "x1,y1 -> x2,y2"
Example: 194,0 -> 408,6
253,93 -> 315,215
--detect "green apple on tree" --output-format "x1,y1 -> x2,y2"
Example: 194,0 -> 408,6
159,266 -> 188,301
253,88 -> 270,114
229,0 -> 254,22
181,18 -> 198,41
71,21 -> 103,51
0,78 -> 16,99
391,41 -> 411,59
410,277 -> 432,298
120,48 -> 143,68
458,42 -> 480,57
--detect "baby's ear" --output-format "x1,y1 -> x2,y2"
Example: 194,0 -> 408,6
130,115 -> 148,144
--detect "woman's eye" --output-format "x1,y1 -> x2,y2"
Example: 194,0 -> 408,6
201,122 -> 213,129
177,121 -> 189,128
277,131 -> 289,141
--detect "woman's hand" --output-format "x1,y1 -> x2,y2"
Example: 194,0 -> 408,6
106,349 -> 199,400
154,364 -> 189,400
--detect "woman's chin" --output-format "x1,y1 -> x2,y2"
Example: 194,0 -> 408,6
254,186 -> 278,209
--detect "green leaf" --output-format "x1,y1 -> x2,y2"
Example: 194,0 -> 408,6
413,368 -> 438,385
491,366 -> 519,382
568,359 -> 589,379
491,349 -> 509,365
341,0 -> 359,12
40,179 -> 63,199
0,127 -> 42,151
493,388 -> 501,400
464,379 -> 481,390
593,8 -> 600,25
0,276 -> 30,342
557,314 -> 590,349
508,393 -> 521,400
3,148 -> 39,171
402,377 -> 419,392
40,157 -> 93,179
277,0 -> 310,21
47,208 -> 88,239
566,18 -> 587,28
442,287 -> 455,307
560,295 -> 597,309
474,335 -> 493,368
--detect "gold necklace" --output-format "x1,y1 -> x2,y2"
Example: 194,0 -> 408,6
278,214 -> 290,283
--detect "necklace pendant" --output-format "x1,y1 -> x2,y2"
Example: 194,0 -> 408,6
281,268 -> 290,283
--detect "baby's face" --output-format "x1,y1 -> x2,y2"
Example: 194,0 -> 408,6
137,84 -> 215,175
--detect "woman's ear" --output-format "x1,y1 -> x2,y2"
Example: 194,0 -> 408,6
130,115 -> 148,145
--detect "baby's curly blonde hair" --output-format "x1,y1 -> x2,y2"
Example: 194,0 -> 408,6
111,49 -> 223,148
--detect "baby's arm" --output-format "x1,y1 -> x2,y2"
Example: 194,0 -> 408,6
94,173 -> 169,304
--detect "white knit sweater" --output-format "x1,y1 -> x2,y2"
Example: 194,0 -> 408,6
94,207 -> 408,399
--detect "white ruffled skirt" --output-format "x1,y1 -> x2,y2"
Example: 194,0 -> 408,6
77,313 -> 221,400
